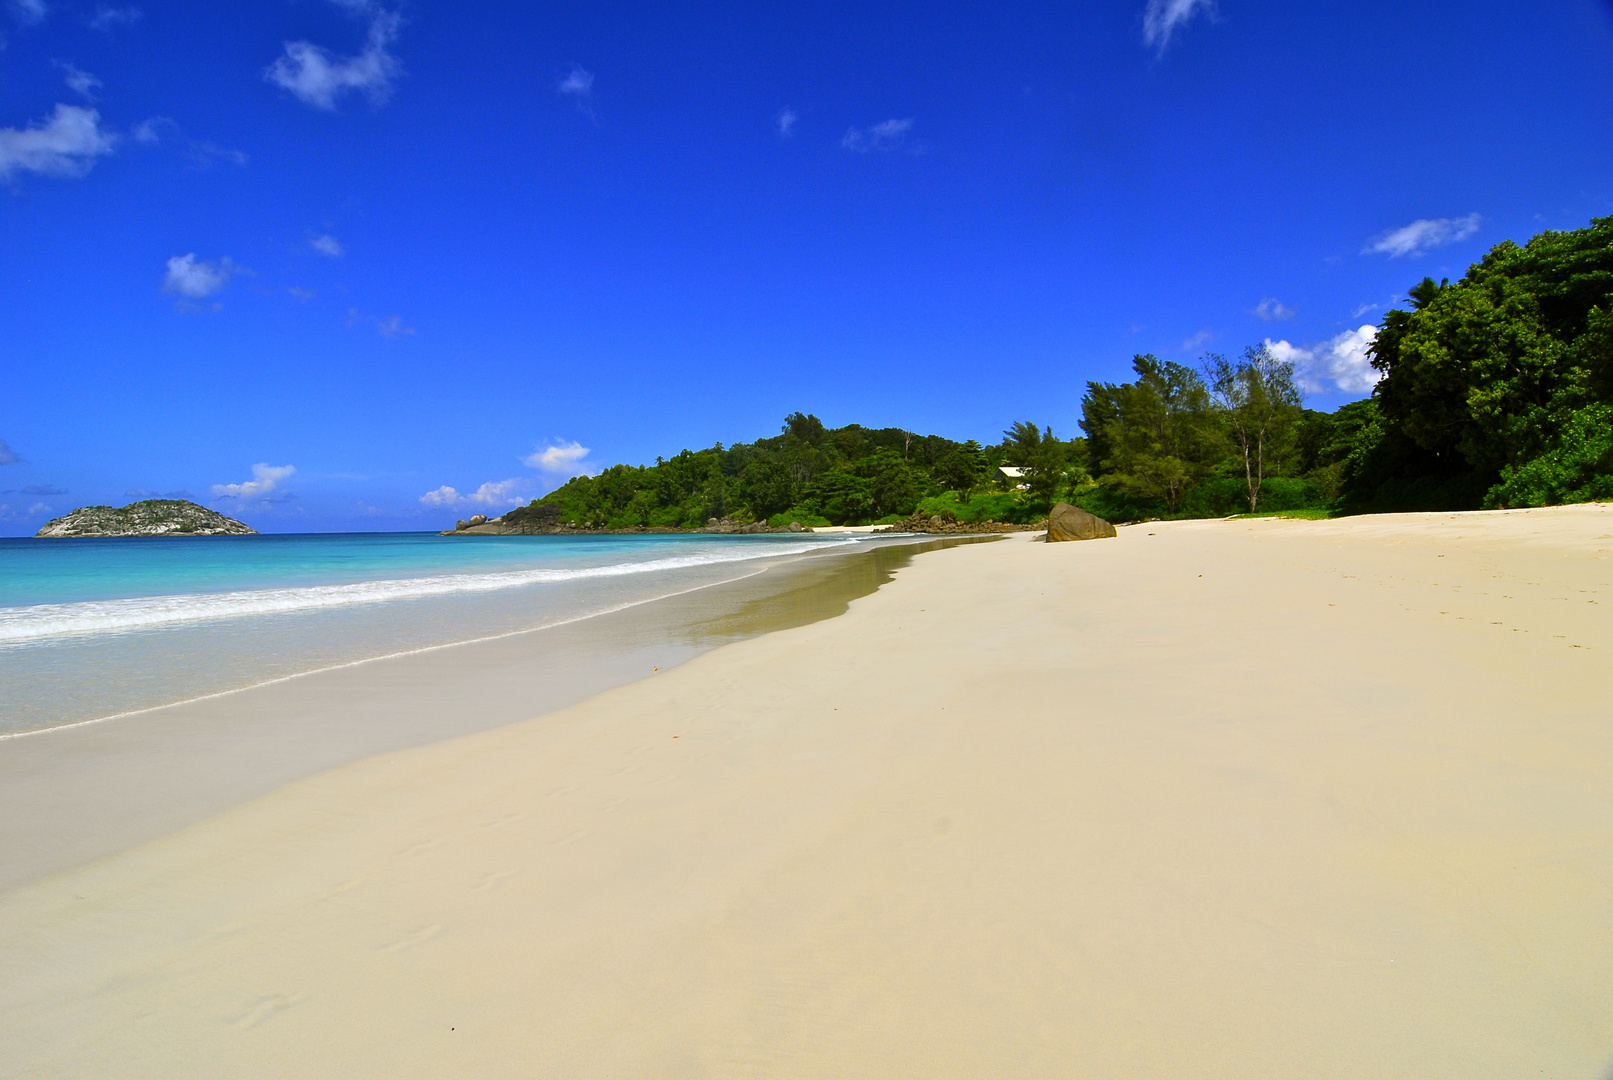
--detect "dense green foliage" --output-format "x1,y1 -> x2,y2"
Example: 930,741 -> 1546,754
518,218 -> 1613,530
526,412 -> 1074,528
1076,351 -> 1332,520
1344,216 -> 1613,509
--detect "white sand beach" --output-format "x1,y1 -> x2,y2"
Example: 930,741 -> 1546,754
3,507 -> 1612,1078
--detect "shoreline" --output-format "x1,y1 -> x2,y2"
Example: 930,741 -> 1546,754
4,507 -> 1611,1076
0,536 -> 989,893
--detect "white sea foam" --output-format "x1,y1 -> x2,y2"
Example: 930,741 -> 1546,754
0,541 -> 855,645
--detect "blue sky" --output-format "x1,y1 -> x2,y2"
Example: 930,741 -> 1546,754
2,0 -> 1611,534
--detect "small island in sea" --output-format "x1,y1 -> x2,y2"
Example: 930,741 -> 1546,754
34,499 -> 257,538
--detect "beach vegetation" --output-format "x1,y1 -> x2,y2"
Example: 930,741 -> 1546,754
1203,344 -> 1304,512
1342,215 -> 1613,510
513,219 -> 1613,532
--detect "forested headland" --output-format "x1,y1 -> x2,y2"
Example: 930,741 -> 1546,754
517,216 -> 1613,529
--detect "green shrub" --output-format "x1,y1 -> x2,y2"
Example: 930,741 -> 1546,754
766,508 -> 832,528
1485,405 -> 1613,507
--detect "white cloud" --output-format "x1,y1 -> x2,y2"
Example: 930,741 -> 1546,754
375,314 -> 412,337
310,233 -> 343,257
419,479 -> 529,509
88,5 -> 140,31
57,61 -> 101,99
1364,213 -> 1480,258
9,0 -> 45,25
841,118 -> 914,153
0,438 -> 20,465
1181,329 -> 1212,350
132,116 -> 173,144
776,107 -> 797,137
559,65 -> 593,98
287,286 -> 316,300
1252,297 -> 1295,321
1269,325 -> 1380,395
1142,0 -> 1216,56
0,104 -> 116,180
558,64 -> 594,116
163,253 -> 241,299
521,440 -> 592,478
212,463 -> 295,500
265,6 -> 401,111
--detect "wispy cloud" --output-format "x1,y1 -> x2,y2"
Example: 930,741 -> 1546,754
56,61 -> 101,99
841,118 -> 914,153
0,439 -> 20,465
1251,297 -> 1295,321
132,116 -> 171,144
9,0 -> 46,26
309,234 -> 343,257
1142,0 -> 1216,56
419,479 -> 529,509
212,463 -> 295,501
1364,214 -> 1480,258
87,5 -> 140,31
133,117 -> 247,168
163,253 -> 242,302
265,3 -> 402,111
1268,325 -> 1380,395
346,307 -> 413,337
1181,329 -> 1212,350
0,104 -> 116,180
19,483 -> 66,495
776,107 -> 797,138
185,140 -> 248,168
558,64 -> 594,115
287,286 -> 316,300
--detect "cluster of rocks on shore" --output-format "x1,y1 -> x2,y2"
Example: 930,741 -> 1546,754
872,511 -> 1046,535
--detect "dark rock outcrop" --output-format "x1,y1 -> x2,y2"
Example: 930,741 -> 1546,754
1045,502 -> 1117,542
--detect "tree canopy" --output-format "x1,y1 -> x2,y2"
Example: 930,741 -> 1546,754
508,216 -> 1613,532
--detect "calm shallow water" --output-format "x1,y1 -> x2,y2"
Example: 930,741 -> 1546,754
0,531 -> 871,735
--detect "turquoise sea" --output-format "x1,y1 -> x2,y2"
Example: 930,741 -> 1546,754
0,531 -> 865,736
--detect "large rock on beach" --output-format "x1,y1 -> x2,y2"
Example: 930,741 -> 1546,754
1045,502 -> 1116,542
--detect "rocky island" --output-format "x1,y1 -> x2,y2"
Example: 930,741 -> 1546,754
35,499 -> 257,538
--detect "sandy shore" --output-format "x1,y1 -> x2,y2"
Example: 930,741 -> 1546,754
3,506 -> 1611,1078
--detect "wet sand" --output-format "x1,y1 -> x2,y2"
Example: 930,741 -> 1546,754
0,538 -> 977,893
2,507 -> 1611,1078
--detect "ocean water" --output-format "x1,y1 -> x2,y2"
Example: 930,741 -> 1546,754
0,531 -> 867,736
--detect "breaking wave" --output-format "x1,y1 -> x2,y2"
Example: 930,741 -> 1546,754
0,540 -> 855,645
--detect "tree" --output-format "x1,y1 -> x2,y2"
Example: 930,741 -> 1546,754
1203,344 -> 1304,512
934,440 -> 987,497
1086,355 -> 1215,513
1002,421 -> 1068,508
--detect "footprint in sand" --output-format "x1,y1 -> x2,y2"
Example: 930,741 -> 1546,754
231,993 -> 308,1029
481,811 -> 527,829
473,869 -> 518,891
381,924 -> 443,952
